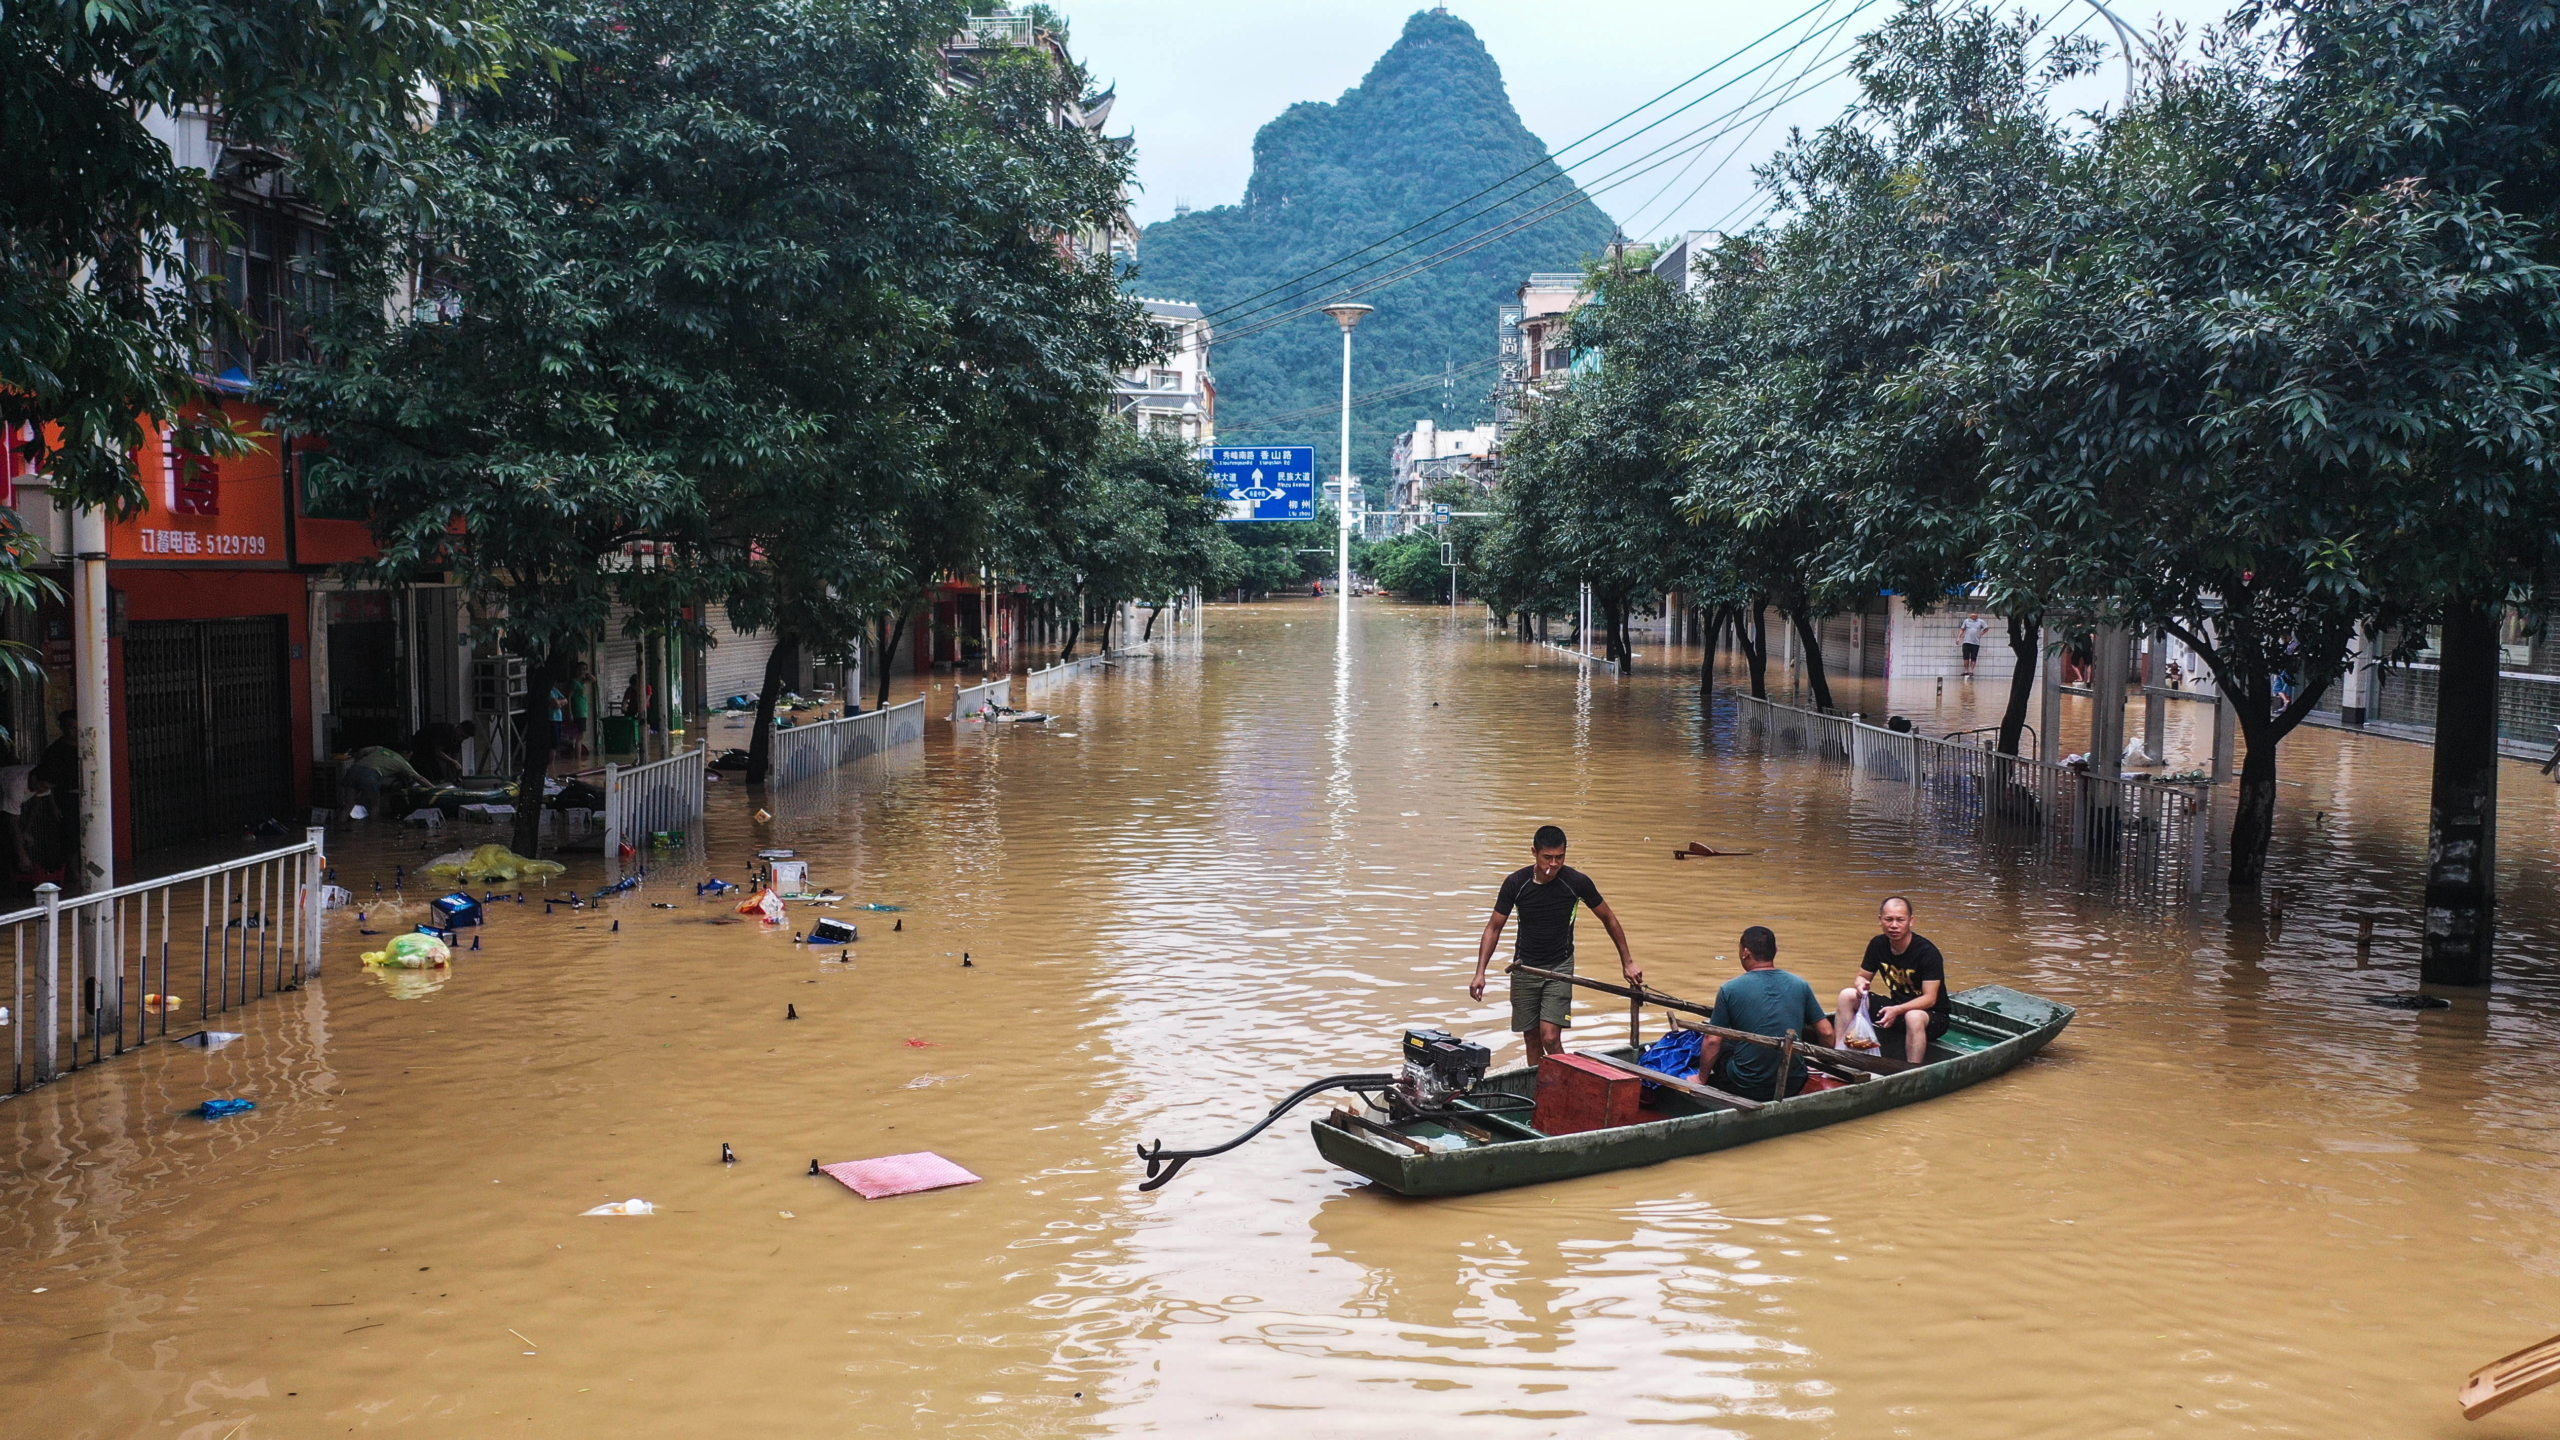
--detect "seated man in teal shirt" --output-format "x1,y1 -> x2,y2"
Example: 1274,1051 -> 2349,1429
1696,926 -> 1835,1101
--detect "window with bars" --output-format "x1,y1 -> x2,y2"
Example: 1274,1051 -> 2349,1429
186,204 -> 335,379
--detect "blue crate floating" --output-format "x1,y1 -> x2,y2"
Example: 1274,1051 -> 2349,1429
430,892 -> 485,929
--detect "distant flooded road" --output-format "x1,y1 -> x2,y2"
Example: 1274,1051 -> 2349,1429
8,599 -> 2560,1437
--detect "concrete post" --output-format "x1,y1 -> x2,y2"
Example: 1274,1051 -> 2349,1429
2340,625 -> 2370,726
36,883 -> 59,1082
2090,625 -> 2128,780
71,506 -> 112,893
2039,626 -> 2063,767
2141,632 -> 2166,764
2211,693 -> 2236,783
304,826 -> 327,977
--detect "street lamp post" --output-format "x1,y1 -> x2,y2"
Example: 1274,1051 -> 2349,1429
1322,302 -> 1374,606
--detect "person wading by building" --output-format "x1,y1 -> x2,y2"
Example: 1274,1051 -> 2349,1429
1960,613 -> 1990,679
1839,895 -> 1948,1064
1470,824 -> 1641,1075
1695,926 -> 1834,1100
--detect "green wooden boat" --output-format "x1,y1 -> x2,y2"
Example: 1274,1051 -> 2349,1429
1308,985 -> 2073,1197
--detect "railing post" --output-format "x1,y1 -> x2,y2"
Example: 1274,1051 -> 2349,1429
36,882 -> 59,1083
603,762 -> 622,861
304,826 -> 327,978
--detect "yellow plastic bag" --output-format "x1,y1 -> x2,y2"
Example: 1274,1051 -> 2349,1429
420,843 -> 566,886
362,932 -> 452,969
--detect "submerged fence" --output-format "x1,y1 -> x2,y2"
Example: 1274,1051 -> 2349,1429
10,829 -> 326,1093
1734,694 -> 2210,905
952,677 -> 1012,721
1025,651 -> 1109,699
1539,640 -> 1620,674
602,745 -> 708,858
766,697 -> 926,786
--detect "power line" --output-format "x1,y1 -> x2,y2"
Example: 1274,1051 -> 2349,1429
1202,38 -> 1875,353
1194,0 -> 1882,342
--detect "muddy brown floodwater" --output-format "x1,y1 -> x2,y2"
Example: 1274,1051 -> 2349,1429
10,600 -> 2560,1437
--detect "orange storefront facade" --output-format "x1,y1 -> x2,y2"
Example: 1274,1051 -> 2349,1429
5,399 -> 380,867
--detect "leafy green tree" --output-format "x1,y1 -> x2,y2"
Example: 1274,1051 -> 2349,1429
279,0 -> 1144,846
5,0 -> 508,510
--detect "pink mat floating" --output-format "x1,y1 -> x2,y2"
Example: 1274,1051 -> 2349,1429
820,1152 -> 982,1200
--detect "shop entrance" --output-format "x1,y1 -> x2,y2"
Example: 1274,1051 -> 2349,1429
126,616 -> 293,853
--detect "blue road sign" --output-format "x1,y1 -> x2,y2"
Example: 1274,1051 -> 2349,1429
1209,446 -> 1316,522
1433,503 -> 1452,525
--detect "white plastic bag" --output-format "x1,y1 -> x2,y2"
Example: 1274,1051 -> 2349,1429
1841,992 -> 1882,1052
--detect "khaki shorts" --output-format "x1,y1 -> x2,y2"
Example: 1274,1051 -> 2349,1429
1510,967 -> 1575,1032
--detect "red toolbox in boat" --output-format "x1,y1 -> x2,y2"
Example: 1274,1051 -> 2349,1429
1534,1053 -> 1644,1135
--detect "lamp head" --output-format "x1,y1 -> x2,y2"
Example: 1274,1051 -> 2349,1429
1322,302 -> 1375,332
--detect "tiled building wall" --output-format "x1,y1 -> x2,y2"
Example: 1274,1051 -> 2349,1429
2369,663 -> 2560,747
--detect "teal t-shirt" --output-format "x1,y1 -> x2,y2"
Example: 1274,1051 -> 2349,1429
1709,968 -> 1829,1095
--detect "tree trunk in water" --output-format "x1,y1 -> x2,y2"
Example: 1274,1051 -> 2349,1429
1059,616 -> 1081,663
1737,602 -> 1768,698
871,610 -> 908,711
2424,599 -> 2500,984
2228,711 -> 2280,887
1996,614 -> 2039,756
1789,610 -> 1835,711
510,651 -> 561,858
1142,602 -> 1163,642
744,635 -> 800,787
1699,607 -> 1722,704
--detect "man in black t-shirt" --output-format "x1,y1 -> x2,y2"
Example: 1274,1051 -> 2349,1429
1837,894 -> 1948,1063
1470,824 -> 1641,1070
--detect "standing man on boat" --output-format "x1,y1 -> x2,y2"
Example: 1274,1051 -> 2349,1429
1470,824 -> 1641,1071
1840,895 -> 1947,1063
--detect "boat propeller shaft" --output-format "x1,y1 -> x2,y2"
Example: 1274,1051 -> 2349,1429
1135,1073 -> 1395,1191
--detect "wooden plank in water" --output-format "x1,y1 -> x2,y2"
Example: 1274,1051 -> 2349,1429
2463,1330 -> 2560,1420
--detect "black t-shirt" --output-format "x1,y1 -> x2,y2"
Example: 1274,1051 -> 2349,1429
1860,933 -> 1946,1009
1495,865 -> 1604,971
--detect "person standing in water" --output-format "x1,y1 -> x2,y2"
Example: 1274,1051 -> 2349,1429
1470,824 -> 1641,1070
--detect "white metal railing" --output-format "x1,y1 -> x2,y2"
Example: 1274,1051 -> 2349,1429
602,745 -> 707,860
1540,639 -> 1619,674
952,677 -> 1013,721
8,828 -> 326,1094
767,697 -> 926,786
1025,651 -> 1110,698
1733,693 -> 2210,904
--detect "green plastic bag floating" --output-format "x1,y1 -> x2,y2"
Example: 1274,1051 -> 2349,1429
420,843 -> 565,886
362,932 -> 451,969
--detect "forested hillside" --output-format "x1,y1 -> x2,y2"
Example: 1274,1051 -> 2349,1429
1132,10 -> 1616,497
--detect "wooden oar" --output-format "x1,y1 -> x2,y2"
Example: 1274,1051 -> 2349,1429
1507,963 -> 1905,1076
2462,1330 -> 2560,1420
1572,1049 -> 1763,1111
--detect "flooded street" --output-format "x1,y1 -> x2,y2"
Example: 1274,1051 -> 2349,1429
10,599 -> 2560,1436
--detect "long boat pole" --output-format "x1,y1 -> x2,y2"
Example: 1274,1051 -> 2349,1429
1506,963 -> 1900,1074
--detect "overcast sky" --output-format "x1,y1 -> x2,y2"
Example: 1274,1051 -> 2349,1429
1063,0 -> 2239,236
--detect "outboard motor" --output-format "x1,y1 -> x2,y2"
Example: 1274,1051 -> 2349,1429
1134,1026 -> 1523,1191
1390,1029 -> 1491,1120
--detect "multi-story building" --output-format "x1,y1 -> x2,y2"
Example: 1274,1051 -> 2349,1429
1385,420 -> 1497,534
1114,299 -> 1216,446
1648,230 -> 1722,293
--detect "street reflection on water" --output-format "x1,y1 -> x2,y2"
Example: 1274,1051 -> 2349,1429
6,600 -> 2560,1436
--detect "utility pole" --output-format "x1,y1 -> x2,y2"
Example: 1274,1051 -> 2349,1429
71,503 -> 111,892
1323,302 -> 1373,609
